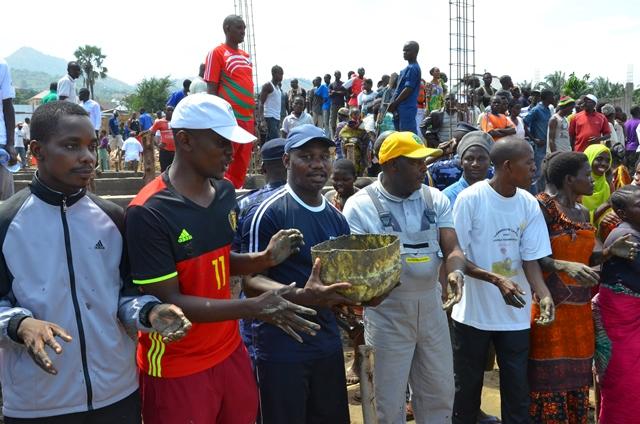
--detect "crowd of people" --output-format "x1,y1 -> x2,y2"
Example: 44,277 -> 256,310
0,11 -> 639,424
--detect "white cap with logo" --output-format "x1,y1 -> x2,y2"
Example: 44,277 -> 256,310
170,93 -> 256,144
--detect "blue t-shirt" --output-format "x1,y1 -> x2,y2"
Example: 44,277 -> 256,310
317,84 -> 330,111
139,113 -> 153,131
109,117 -> 119,135
523,102 -> 551,142
241,185 -> 349,362
394,62 -> 421,111
166,90 -> 186,108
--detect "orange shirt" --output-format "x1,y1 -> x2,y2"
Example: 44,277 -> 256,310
480,112 -> 515,140
204,44 -> 255,121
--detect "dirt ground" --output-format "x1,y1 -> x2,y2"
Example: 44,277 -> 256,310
344,347 -> 597,424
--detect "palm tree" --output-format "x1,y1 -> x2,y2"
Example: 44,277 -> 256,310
590,76 -> 612,99
537,71 -> 566,96
74,45 -> 108,99
562,73 -> 590,99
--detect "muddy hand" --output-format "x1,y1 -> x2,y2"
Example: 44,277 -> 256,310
496,276 -> 526,308
17,317 -> 72,375
266,229 -> 305,266
304,258 -> 355,307
255,283 -> 320,343
149,304 -> 192,343
610,234 -> 639,261
443,272 -> 464,310
562,261 -> 599,287
535,296 -> 555,326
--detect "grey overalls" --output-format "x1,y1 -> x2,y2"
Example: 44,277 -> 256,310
364,185 -> 454,424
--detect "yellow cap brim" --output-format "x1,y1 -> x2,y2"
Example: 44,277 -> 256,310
402,146 -> 443,160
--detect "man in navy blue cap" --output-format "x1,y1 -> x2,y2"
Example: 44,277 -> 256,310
241,124 -> 354,424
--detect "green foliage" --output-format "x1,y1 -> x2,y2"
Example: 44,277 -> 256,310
124,76 -> 172,112
14,88 -> 39,104
562,72 -> 590,98
537,71 -> 566,97
74,45 -> 108,99
590,77 -> 624,100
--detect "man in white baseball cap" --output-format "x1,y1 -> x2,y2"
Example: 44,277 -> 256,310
125,93 -> 320,424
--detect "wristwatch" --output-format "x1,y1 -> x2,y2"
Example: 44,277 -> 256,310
452,269 -> 465,281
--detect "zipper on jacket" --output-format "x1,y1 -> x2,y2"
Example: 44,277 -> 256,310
60,196 -> 94,411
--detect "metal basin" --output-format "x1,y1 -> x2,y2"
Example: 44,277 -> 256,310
311,234 -> 401,302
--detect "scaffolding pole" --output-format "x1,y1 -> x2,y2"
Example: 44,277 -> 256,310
448,0 -> 475,138
234,0 -> 258,91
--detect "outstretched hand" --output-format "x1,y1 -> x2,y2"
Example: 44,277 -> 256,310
609,234 -> 639,262
495,276 -> 527,308
442,271 -> 464,310
17,317 -> 72,375
303,258 -> 355,308
253,283 -> 321,343
535,296 -> 555,326
265,229 -> 305,266
149,304 -> 192,343
561,261 -> 599,287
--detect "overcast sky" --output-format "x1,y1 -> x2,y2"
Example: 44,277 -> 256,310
3,0 -> 639,88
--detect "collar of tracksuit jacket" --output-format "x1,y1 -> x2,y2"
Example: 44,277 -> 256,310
30,172 -> 86,208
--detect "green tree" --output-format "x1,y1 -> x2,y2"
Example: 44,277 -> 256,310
124,76 -> 172,113
14,88 -> 39,104
562,72 -> 590,98
74,45 -> 108,99
537,71 -> 566,97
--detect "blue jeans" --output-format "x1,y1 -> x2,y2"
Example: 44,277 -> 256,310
14,146 -> 26,167
393,107 -> 418,134
530,144 -> 546,194
265,117 -> 280,141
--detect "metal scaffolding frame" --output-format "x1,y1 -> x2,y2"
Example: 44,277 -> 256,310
448,0 -> 475,137
234,0 -> 258,91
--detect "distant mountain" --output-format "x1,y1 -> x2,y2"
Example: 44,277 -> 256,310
7,47 -> 68,76
6,47 -> 134,100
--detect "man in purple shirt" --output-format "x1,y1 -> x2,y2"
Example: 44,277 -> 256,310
624,106 -> 640,168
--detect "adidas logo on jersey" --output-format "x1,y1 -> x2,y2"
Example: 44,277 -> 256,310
178,229 -> 193,243
95,240 -> 105,250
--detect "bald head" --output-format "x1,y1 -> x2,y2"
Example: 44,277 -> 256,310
490,138 -> 533,169
403,41 -> 419,62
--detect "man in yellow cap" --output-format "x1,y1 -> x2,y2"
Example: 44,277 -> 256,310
343,131 -> 467,423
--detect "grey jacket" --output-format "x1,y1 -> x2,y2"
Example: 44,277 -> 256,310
0,175 -> 158,419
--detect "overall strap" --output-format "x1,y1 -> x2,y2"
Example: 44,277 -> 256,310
366,185 -> 401,232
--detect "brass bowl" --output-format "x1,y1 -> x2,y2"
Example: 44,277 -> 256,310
311,234 -> 401,302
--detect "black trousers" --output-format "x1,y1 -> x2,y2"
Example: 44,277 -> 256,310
256,352 -> 350,424
158,149 -> 174,173
5,390 -> 140,424
452,321 -> 530,424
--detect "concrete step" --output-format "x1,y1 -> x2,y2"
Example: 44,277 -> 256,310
13,170 -> 146,181
14,177 -> 146,196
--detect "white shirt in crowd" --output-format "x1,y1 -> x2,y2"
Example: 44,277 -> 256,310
281,111 -> 313,136
0,59 -> 16,145
57,74 -> 77,103
451,180 -> 552,331
81,99 -> 102,131
122,137 -> 143,162
14,127 -> 23,147
513,116 -> 525,140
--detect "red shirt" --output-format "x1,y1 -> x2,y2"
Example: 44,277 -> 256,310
348,77 -> 364,106
569,110 -> 610,152
149,119 -> 175,152
127,175 -> 241,378
204,44 -> 255,122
